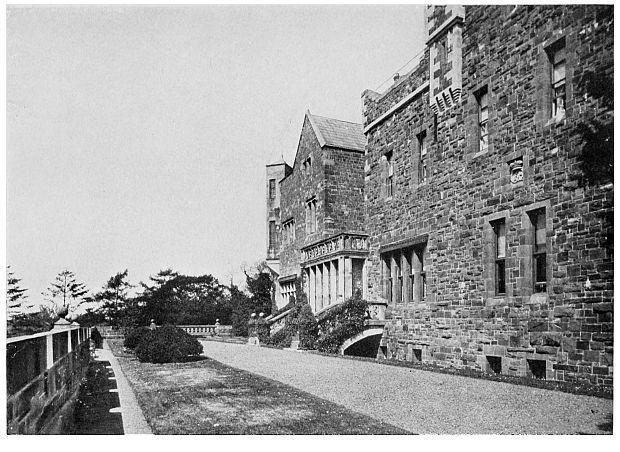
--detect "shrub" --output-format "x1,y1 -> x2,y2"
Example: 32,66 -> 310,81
248,317 -> 270,342
134,325 -> 203,363
263,327 -> 292,347
123,326 -> 151,349
296,304 -> 318,349
263,298 -> 317,349
315,295 -> 368,353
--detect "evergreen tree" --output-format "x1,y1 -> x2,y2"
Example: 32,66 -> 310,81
42,269 -> 89,316
244,265 -> 273,316
229,284 -> 254,336
131,269 -> 230,326
98,269 -> 132,325
6,266 -> 28,319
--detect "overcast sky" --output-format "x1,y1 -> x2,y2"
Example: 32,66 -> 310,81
6,4 -> 425,301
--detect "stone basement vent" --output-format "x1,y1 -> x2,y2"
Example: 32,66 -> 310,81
527,359 -> 547,380
486,356 -> 502,374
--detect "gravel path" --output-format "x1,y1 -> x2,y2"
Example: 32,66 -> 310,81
200,341 -> 612,434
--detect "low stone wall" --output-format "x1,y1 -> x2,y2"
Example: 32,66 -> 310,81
6,325 -> 92,434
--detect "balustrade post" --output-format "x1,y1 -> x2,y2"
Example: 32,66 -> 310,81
46,333 -> 54,369
67,330 -> 72,353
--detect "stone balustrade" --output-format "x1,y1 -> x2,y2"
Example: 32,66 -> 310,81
6,322 -> 92,434
177,324 -> 233,337
301,232 -> 369,263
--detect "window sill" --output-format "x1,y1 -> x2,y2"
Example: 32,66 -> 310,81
473,149 -> 489,159
486,296 -> 507,307
545,112 -> 566,127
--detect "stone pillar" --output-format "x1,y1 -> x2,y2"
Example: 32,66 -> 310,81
362,259 -> 368,300
403,253 -> 411,304
309,266 -> 316,312
322,262 -> 330,307
304,269 -> 309,302
46,333 -> 54,369
338,256 -> 345,302
391,254 -> 398,305
316,265 -> 323,311
412,248 -> 421,303
330,260 -> 338,306
344,257 -> 353,299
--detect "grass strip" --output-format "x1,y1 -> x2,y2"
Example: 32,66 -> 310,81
107,340 -> 411,435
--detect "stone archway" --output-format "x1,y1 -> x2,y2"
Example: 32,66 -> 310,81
339,327 -> 385,358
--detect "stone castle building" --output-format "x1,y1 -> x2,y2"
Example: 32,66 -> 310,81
266,111 -> 368,313
265,5 -> 613,387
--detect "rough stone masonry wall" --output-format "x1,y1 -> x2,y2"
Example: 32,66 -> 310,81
279,117 -> 368,282
362,5 -> 613,386
279,116 -> 328,280
323,146 -> 365,235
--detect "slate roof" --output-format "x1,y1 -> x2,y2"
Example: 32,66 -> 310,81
307,111 -> 366,152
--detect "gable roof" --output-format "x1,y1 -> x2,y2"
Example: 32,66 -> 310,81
306,110 -> 366,152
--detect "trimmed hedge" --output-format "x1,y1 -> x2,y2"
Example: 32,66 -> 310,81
134,325 -> 203,363
123,326 -> 151,349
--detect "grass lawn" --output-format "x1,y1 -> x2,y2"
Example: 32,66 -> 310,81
107,340 -> 410,435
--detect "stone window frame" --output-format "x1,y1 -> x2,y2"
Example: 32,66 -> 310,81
475,85 -> 489,154
536,32 -> 572,126
469,79 -> 492,159
418,130 -> 428,186
268,178 -> 276,200
282,218 -> 295,244
280,280 -> 296,306
381,150 -> 395,200
483,210 -> 510,303
303,156 -> 312,172
305,197 -> 317,234
411,129 -> 429,188
520,200 -> 553,299
491,218 -> 507,296
380,238 -> 427,306
548,39 -> 566,120
268,220 -> 277,249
